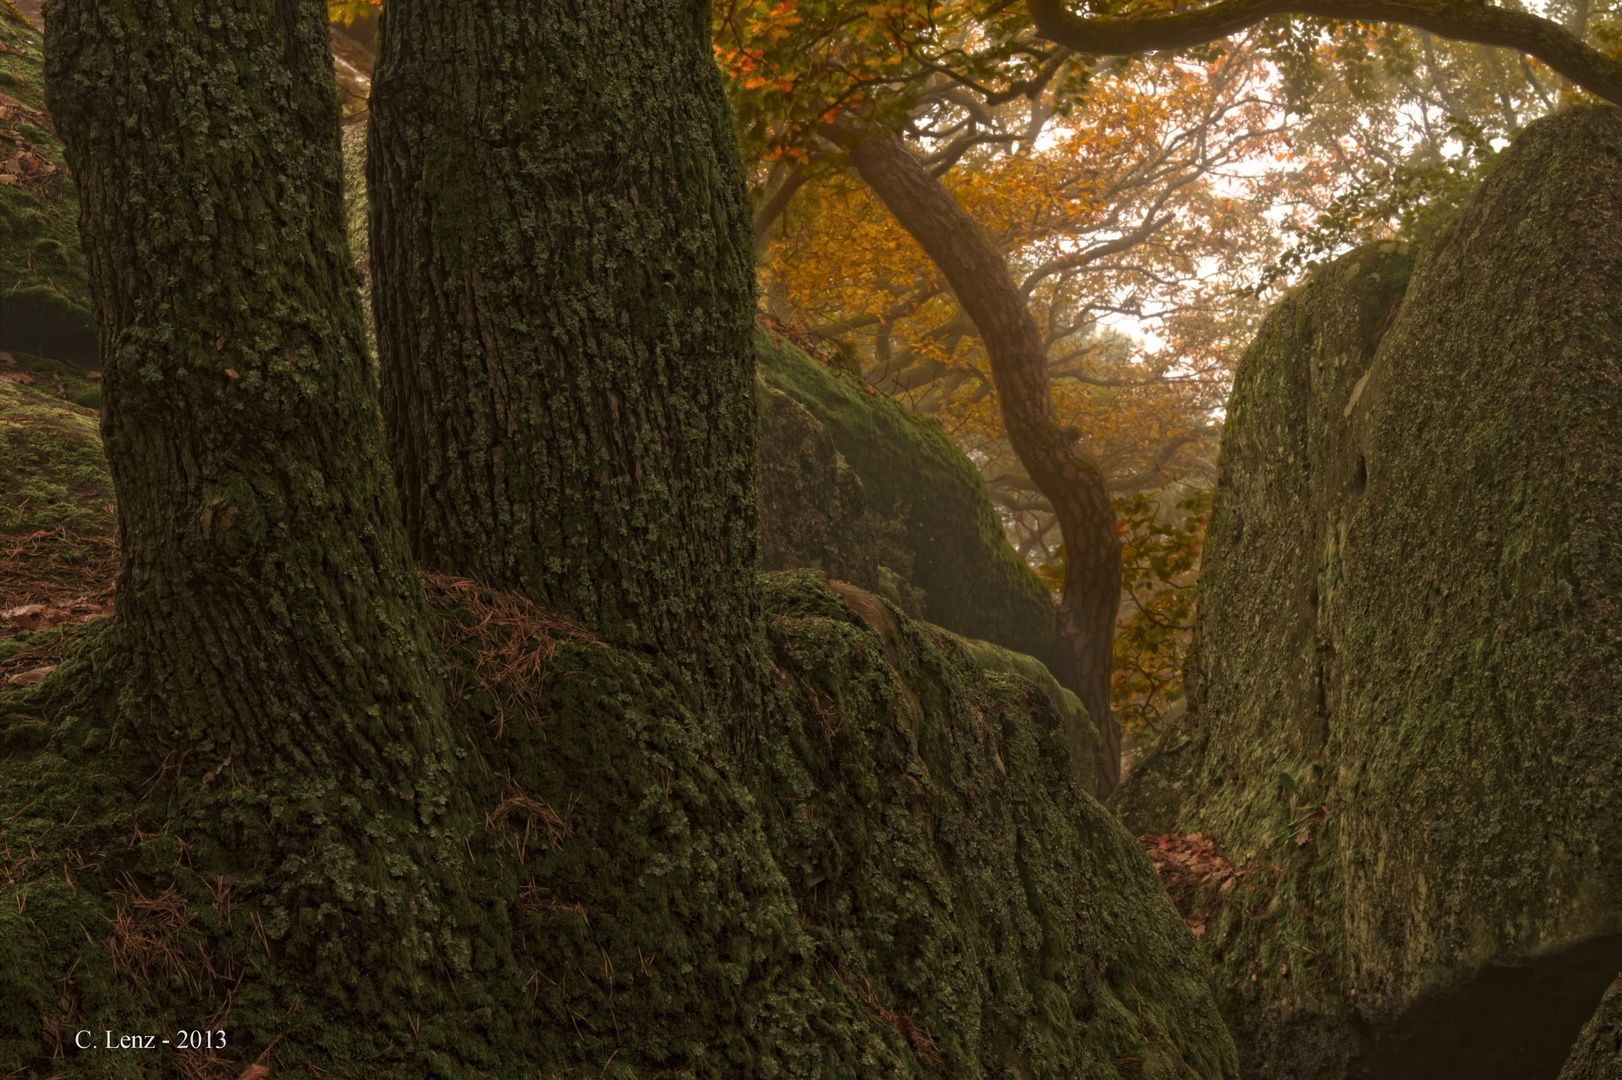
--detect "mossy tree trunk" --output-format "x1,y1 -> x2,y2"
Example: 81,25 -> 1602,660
45,0 -> 472,1013
827,124 -> 1124,796
368,0 -> 763,734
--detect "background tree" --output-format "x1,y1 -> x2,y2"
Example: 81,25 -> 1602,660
717,0 -> 1622,793
720,7 -> 1320,792
756,42 -> 1303,560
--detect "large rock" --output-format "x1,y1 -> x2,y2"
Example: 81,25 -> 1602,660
754,571 -> 1238,1078
1564,974 -> 1622,1080
754,329 -> 1100,788
1111,104 -> 1622,1075
756,377 -> 886,596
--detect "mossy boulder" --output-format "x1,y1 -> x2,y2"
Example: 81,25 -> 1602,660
1110,104 -> 1622,1075
0,16 -> 95,365
0,568 -> 1240,1077
754,326 -> 1070,686
753,332 -> 1097,787
756,378 -> 885,594
753,570 -> 1236,1076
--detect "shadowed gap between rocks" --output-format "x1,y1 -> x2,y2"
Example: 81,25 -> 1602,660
1349,935 -> 1622,1080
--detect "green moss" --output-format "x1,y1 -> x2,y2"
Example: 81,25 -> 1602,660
753,571 -> 1235,1076
756,379 -> 883,592
0,372 -> 113,539
959,636 -> 1100,797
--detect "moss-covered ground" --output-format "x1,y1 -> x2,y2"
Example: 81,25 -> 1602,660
0,362 -> 114,691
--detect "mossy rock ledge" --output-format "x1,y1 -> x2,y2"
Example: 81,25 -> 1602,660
754,326 -> 1072,692
1563,973 -> 1622,1080
754,331 -> 1101,792
1109,104 -> 1622,1077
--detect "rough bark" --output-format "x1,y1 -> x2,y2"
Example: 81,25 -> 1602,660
829,124 -> 1124,796
44,0 -> 467,1009
368,0 -> 763,730
1025,0 -> 1622,107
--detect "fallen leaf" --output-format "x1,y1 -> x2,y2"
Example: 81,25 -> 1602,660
1,370 -> 33,383
1294,829 -> 1312,846
0,350 -> 12,367
1,602 -> 48,625
224,368 -> 240,379
7,666 -> 56,687
1,604 -> 82,630
236,1066 -> 271,1080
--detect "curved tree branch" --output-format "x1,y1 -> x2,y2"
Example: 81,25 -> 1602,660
1025,0 -> 1622,106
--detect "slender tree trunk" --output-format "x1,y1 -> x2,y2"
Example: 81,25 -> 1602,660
829,125 -> 1123,795
46,0 -> 468,1009
368,0 -> 763,736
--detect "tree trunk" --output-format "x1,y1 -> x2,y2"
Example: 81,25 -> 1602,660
830,125 -> 1124,796
46,0 -> 468,1008
367,0 -> 763,734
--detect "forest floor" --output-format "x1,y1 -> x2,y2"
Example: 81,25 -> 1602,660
0,349 -> 116,688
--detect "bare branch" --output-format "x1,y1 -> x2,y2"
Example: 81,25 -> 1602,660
1025,0 -> 1622,106
1019,210 -> 1177,296
754,169 -> 811,255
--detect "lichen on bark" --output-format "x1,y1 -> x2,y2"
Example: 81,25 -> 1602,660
368,0 -> 763,714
